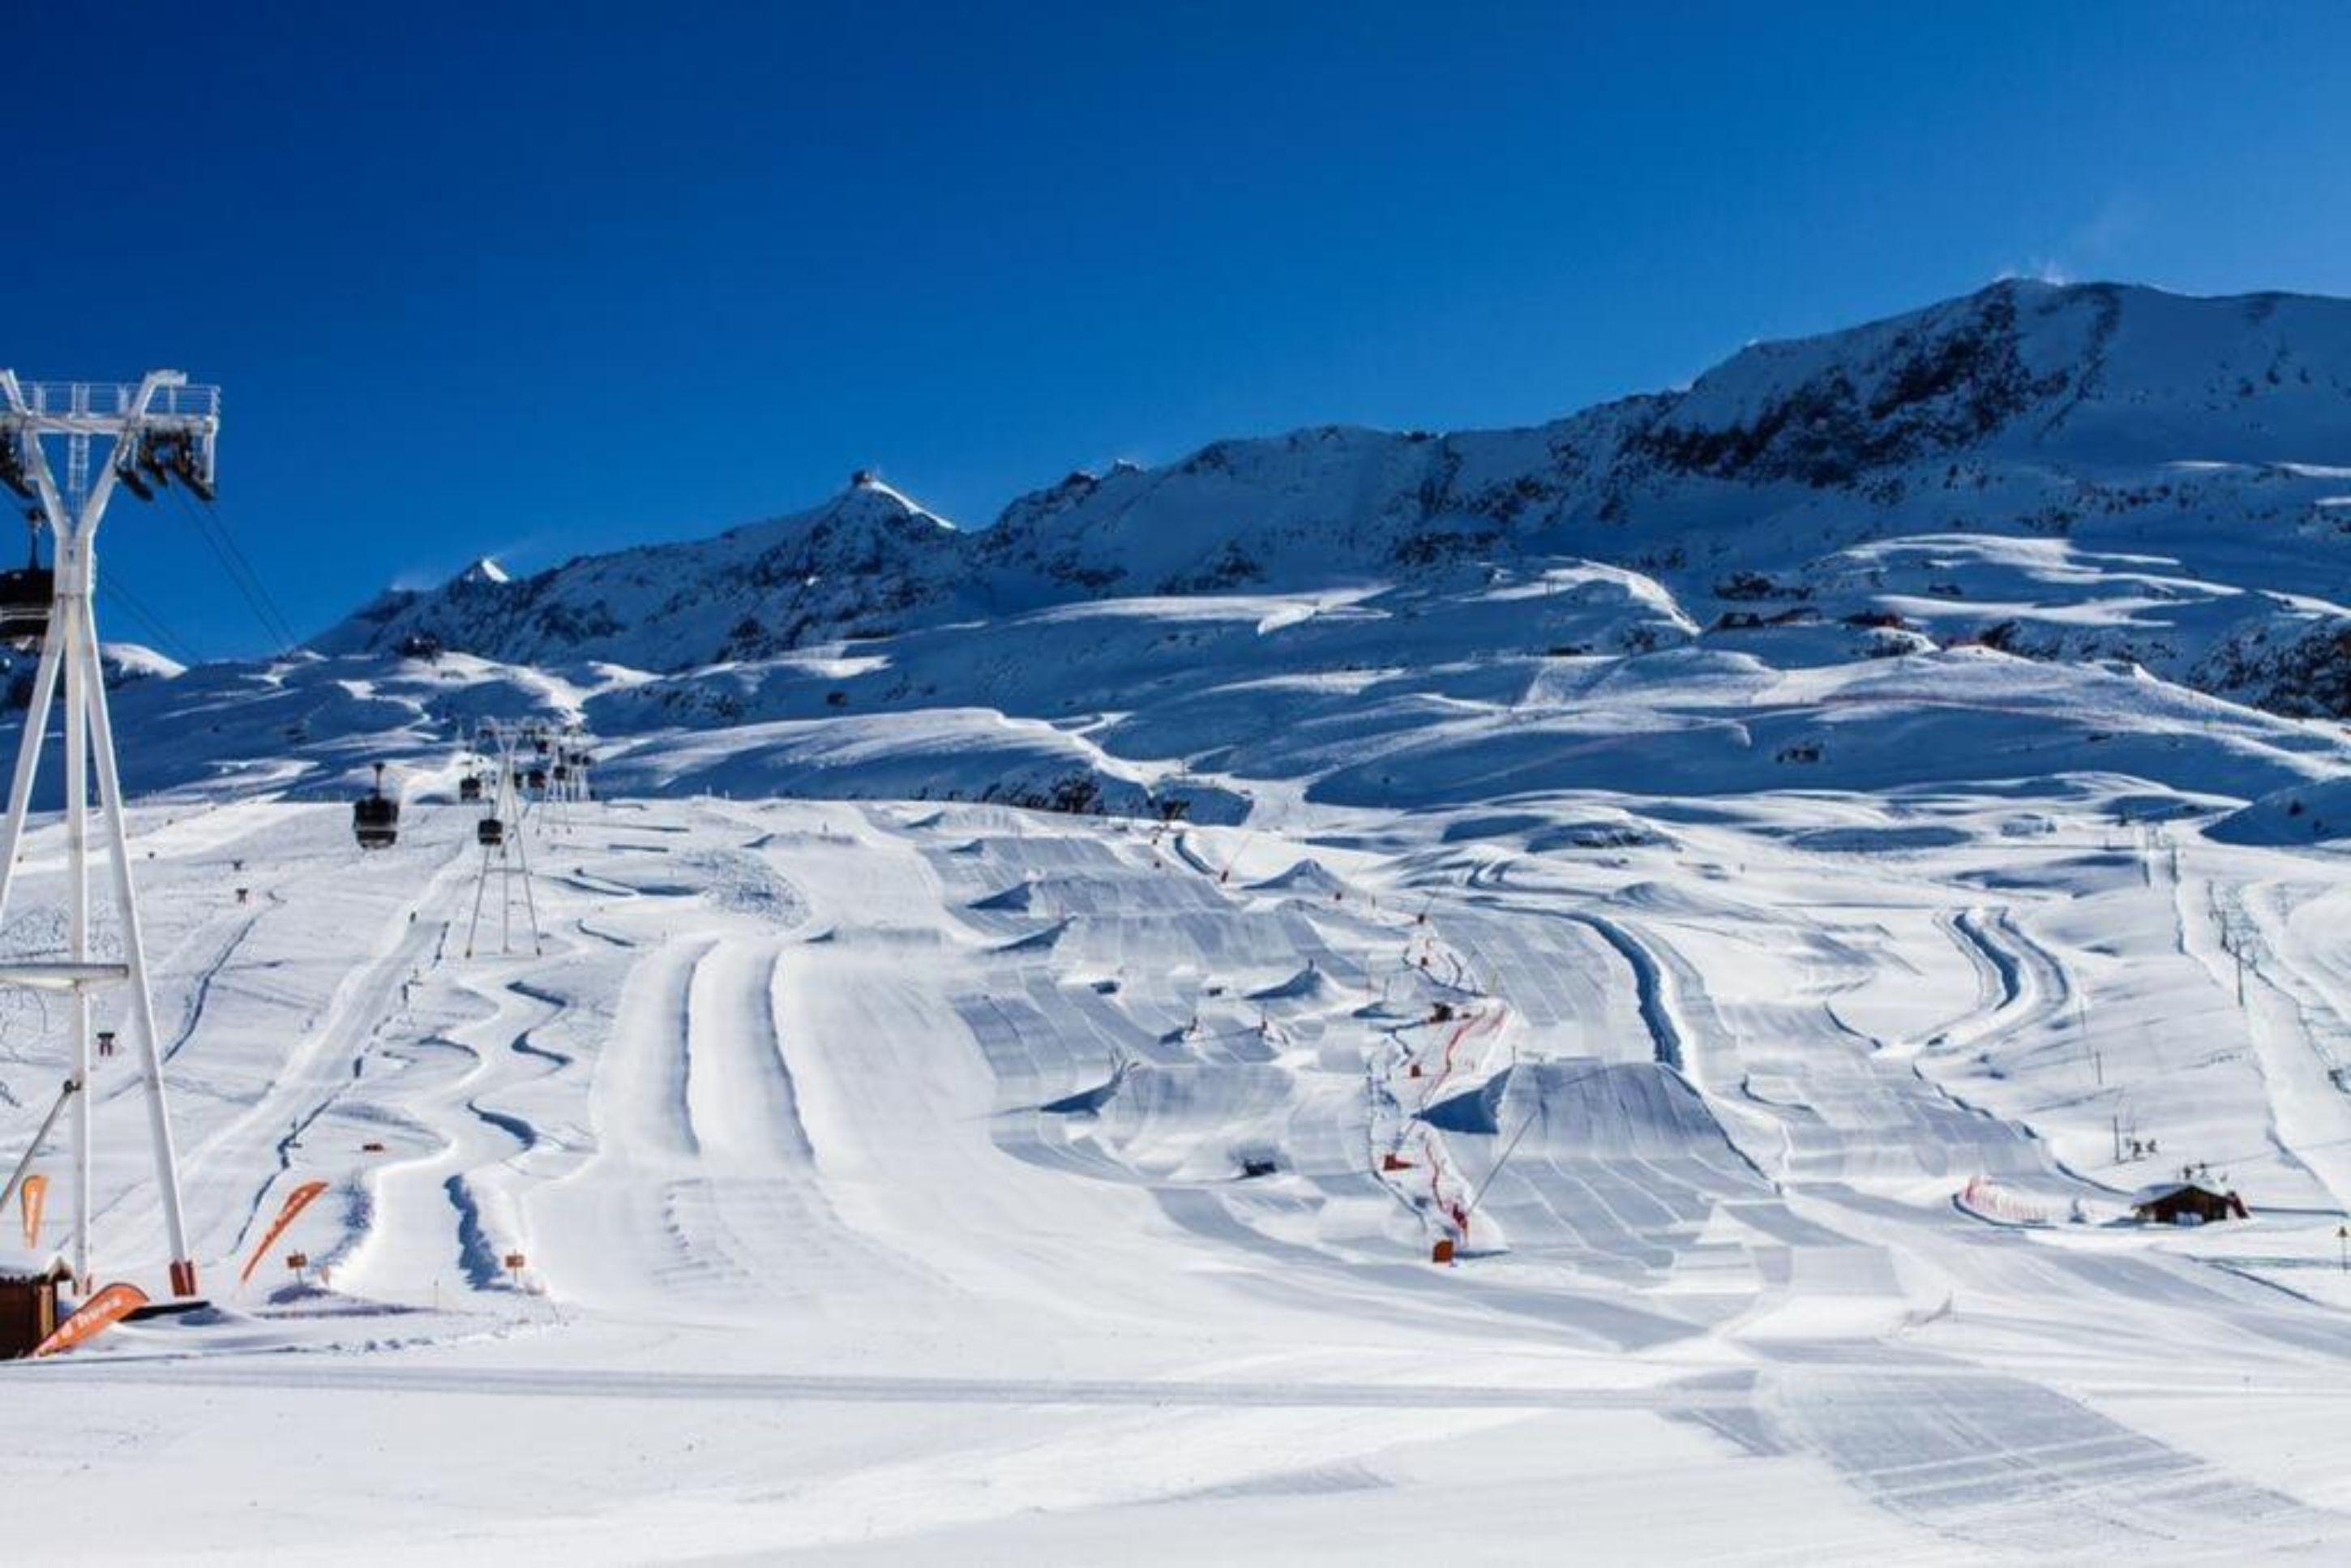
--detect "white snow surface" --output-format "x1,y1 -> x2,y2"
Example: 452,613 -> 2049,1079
6,279 -> 2351,1559
5,773 -> 2351,1561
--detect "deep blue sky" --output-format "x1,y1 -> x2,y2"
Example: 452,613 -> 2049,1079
11,1 -> 2350,658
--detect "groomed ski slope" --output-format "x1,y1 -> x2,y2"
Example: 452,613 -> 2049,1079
6,783 -> 2351,1562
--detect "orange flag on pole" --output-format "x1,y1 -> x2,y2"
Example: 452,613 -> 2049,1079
241,1180 -> 329,1287
34,1281 -> 148,1357
19,1174 -> 46,1249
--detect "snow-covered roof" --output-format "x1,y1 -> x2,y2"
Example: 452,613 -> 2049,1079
0,1247 -> 69,1281
2129,1180 -> 2225,1206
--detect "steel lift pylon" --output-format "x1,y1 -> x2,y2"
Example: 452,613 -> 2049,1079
0,370 -> 216,1298
465,718 -> 545,959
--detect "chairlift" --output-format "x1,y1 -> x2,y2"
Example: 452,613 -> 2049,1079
477,816 -> 506,849
352,762 -> 400,850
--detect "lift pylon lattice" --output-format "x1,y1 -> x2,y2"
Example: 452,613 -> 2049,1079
0,371 -> 218,1298
525,720 -> 595,837
466,719 -> 546,958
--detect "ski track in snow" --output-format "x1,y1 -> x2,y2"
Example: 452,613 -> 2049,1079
5,795 -> 2351,1561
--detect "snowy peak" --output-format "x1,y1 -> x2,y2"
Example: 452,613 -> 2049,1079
1633,280 -> 2088,486
1635,280 -> 2351,483
311,281 -> 2351,701
843,469 -> 957,529
313,475 -> 974,670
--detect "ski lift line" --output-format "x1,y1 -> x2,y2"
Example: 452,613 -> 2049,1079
173,486 -> 288,640
94,581 -> 201,668
163,485 -> 296,653
96,573 -> 191,646
191,491 -> 301,651
166,486 -> 286,651
168,488 -> 298,653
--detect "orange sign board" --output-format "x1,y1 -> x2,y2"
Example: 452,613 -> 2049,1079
20,1174 -> 46,1248
34,1282 -> 148,1357
241,1180 -> 329,1286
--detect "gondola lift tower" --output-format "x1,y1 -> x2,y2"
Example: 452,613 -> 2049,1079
0,371 -> 216,1299
466,718 -> 545,959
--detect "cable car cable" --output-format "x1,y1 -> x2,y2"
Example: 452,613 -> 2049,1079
165,486 -> 286,650
165,488 -> 298,653
94,580 -> 203,669
190,493 -> 301,651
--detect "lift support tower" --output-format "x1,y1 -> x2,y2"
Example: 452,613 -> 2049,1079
0,371 -> 216,1298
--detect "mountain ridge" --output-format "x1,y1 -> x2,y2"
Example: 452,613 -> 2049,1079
84,276 -> 2351,828
315,278 -> 2351,712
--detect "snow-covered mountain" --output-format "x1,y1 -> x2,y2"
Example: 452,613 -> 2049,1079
30,278 -> 2351,843
26,283 -> 2351,1557
315,279 -> 2351,716
317,477 -> 972,670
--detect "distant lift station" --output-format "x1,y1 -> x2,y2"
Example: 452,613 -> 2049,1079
0,371 -> 216,1300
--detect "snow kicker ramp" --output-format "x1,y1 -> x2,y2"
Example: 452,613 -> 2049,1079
1420,1062 -> 1856,1293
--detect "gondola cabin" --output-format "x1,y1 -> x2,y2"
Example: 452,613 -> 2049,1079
352,763 -> 400,850
477,816 -> 505,848
458,774 -> 483,803
0,1250 -> 70,1359
0,530 -> 54,646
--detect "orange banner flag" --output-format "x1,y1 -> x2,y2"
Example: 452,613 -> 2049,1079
241,1180 -> 329,1286
19,1174 -> 46,1249
34,1281 -> 148,1357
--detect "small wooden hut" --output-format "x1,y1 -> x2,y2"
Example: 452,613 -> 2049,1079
2130,1181 -> 2249,1226
0,1250 -> 72,1358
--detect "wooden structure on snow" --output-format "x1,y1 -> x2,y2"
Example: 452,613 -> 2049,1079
2130,1181 -> 2249,1226
0,1250 -> 71,1357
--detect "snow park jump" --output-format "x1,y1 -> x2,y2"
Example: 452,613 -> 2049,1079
14,14 -> 2351,1553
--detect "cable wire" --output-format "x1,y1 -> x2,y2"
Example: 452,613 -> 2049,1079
165,487 -> 299,653
194,493 -> 302,650
182,491 -> 299,653
96,579 -> 203,668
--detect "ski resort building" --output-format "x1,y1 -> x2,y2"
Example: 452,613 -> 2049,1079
2130,1182 -> 2250,1226
0,1250 -> 70,1357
